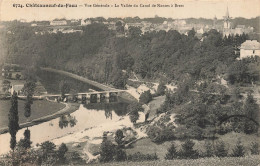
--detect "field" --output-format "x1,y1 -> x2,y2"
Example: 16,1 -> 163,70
125,132 -> 259,159
88,156 -> 260,166
0,99 -> 65,129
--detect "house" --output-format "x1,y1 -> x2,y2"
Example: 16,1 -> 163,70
50,20 -> 67,26
240,40 -> 260,59
81,19 -> 91,26
9,84 -> 24,95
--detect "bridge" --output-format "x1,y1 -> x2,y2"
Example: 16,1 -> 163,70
18,89 -> 127,103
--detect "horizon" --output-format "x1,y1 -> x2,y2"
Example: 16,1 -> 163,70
0,0 -> 259,21
1,15 -> 260,22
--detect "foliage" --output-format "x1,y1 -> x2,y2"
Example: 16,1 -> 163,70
231,140 -> 245,157
155,82 -> 166,96
99,133 -> 116,162
215,141 -> 228,157
165,143 -> 178,160
204,141 -> 214,157
115,129 -> 124,146
127,102 -> 143,123
8,92 -> 19,151
178,139 -> 199,159
40,141 -> 56,159
139,90 -> 153,104
250,142 -> 259,155
17,129 -> 32,149
57,143 -> 68,163
59,80 -> 71,99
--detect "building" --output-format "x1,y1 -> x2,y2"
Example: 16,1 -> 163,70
50,20 -> 67,26
9,84 -> 24,95
240,40 -> 260,59
81,19 -> 91,26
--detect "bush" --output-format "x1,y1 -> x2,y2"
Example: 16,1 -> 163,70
231,140 -> 245,157
165,143 -> 178,160
155,83 -> 166,96
127,152 -> 158,161
67,152 -> 86,165
114,147 -> 127,161
147,126 -> 175,143
178,139 -> 199,159
204,141 -> 214,157
139,90 -> 153,104
57,143 -> 68,163
215,141 -> 228,157
127,102 -> 143,123
250,142 -> 259,155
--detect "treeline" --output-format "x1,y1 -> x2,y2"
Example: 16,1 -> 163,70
2,21 -> 259,89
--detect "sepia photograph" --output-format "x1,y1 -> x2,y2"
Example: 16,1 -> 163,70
0,0 -> 259,165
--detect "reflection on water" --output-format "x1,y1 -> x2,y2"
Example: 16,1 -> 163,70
0,101 -> 128,155
58,114 -> 78,129
38,70 -> 102,94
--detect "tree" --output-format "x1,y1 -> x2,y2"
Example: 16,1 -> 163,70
99,132 -> 116,162
243,93 -> 259,134
156,82 -> 166,96
139,90 -> 153,104
40,141 -> 56,159
57,143 -> 68,163
215,141 -> 228,157
59,80 -> 71,99
165,143 -> 178,160
188,28 -> 196,38
231,140 -> 245,157
204,141 -> 214,157
250,142 -> 259,155
127,102 -> 143,123
8,92 -> 19,151
179,139 -> 199,159
115,129 -> 124,147
128,26 -> 142,38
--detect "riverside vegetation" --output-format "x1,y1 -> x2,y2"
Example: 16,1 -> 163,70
0,18 -> 259,165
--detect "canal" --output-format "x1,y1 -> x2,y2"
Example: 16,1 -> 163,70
0,69 -> 131,155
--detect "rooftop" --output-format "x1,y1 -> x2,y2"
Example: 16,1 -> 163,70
240,40 -> 260,50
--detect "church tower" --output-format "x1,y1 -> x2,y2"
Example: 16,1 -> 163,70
223,6 -> 231,29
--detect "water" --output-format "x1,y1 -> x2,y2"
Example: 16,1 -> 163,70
0,103 -> 128,155
0,70 -> 130,155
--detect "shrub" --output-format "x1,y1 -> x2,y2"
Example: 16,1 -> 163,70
114,147 -> 127,161
178,139 -> 199,159
231,140 -> 245,157
165,143 -> 178,160
139,90 -> 153,104
155,83 -> 166,96
127,102 -> 143,123
127,152 -> 158,161
67,152 -> 86,165
215,141 -> 228,157
57,143 -> 68,163
250,142 -> 259,155
99,138 -> 116,162
147,126 -> 175,143
204,141 -> 214,157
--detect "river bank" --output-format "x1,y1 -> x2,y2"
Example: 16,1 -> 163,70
0,101 -> 79,134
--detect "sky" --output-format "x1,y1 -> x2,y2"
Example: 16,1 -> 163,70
0,0 -> 259,21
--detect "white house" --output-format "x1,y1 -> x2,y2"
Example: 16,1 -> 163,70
240,40 -> 260,59
9,84 -> 24,95
50,20 -> 67,26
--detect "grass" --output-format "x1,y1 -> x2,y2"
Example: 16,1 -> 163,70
87,156 -> 260,166
125,132 -> 259,160
0,99 -> 65,129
